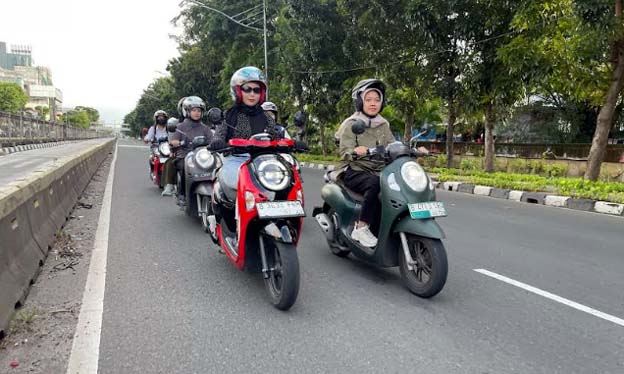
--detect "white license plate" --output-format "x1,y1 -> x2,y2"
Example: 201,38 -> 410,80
256,201 -> 305,219
408,201 -> 447,219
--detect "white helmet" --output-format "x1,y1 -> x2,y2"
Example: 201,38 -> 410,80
261,101 -> 278,113
229,66 -> 267,104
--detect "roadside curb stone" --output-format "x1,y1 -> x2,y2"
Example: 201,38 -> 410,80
509,190 -> 524,202
566,199 -> 595,212
594,201 -> 624,216
474,185 -> 492,196
521,192 -> 548,205
458,183 -> 475,194
544,195 -> 569,207
490,188 -> 510,199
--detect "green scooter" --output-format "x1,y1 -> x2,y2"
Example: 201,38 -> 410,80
312,120 -> 448,298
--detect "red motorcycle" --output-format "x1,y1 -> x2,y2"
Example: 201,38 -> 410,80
211,133 -> 305,310
149,136 -> 171,188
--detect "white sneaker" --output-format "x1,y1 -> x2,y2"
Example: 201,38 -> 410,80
351,225 -> 378,247
162,184 -> 175,196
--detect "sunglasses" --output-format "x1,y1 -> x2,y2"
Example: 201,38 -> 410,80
241,86 -> 262,94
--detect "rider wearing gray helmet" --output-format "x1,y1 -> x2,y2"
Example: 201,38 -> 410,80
164,96 -> 213,203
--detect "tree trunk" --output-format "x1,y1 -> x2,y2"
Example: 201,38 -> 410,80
320,124 -> 326,156
446,100 -> 456,168
404,113 -> 414,145
584,0 -> 624,181
484,101 -> 496,173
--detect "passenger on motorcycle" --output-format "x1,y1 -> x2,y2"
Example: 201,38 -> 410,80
167,96 -> 213,205
161,117 -> 180,196
261,101 -> 289,139
337,79 -> 395,247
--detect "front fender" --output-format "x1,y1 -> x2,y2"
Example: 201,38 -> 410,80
393,217 -> 446,239
261,222 -> 294,244
194,182 -> 213,196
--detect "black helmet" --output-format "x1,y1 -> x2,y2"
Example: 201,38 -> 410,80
182,96 -> 206,117
166,117 -> 179,133
351,79 -> 385,112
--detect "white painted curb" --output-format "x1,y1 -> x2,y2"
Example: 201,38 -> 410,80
594,201 -> 624,216
509,190 -> 524,202
545,195 -> 569,207
474,185 -> 492,196
443,182 -> 461,191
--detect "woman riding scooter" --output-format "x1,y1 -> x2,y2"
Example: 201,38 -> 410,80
338,79 -> 427,247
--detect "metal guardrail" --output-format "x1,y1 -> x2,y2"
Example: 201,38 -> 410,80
0,111 -> 103,146
418,142 -> 624,163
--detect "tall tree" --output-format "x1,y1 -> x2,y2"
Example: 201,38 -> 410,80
0,82 -> 28,113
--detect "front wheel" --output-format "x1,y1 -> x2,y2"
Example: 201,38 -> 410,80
398,235 -> 448,298
263,239 -> 300,310
200,195 -> 212,233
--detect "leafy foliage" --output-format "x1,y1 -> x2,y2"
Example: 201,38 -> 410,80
0,82 -> 28,113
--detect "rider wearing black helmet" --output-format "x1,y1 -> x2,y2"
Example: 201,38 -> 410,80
166,96 -> 213,204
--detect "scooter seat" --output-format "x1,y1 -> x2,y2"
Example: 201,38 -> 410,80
339,182 -> 365,202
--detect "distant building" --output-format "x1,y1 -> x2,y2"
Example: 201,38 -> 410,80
0,41 -> 62,120
0,42 -> 32,70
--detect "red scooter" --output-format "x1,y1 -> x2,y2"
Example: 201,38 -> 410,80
149,136 -> 171,189
211,133 -> 305,310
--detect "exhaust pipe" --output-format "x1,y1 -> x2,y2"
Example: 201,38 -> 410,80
314,213 -> 335,242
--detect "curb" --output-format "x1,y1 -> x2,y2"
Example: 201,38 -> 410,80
0,140 -> 82,156
300,161 -> 336,171
0,138 -> 116,335
436,180 -> 624,217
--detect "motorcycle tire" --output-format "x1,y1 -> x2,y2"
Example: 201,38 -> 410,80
200,195 -> 212,234
263,238 -> 300,311
398,235 -> 448,298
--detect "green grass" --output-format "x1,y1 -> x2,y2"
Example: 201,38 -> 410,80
434,169 -> 624,203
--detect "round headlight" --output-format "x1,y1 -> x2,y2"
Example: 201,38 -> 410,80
158,142 -> 171,157
258,159 -> 290,191
400,161 -> 428,192
194,148 -> 215,170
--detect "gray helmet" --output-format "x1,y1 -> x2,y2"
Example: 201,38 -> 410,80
351,79 -> 385,112
177,97 -> 187,118
153,110 -> 168,121
230,66 -> 267,103
182,96 -> 206,117
261,101 -> 278,113
166,117 -> 179,133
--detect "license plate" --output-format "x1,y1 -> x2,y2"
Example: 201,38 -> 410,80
256,201 -> 305,219
408,201 -> 447,219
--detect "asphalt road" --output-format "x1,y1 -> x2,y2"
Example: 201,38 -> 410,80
97,139 -> 623,374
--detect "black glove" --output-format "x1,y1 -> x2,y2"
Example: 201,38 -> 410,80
209,139 -> 226,151
294,140 -> 309,151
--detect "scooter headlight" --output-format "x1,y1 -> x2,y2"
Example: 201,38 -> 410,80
194,148 -> 215,170
158,142 -> 171,157
257,159 -> 290,191
401,161 -> 428,192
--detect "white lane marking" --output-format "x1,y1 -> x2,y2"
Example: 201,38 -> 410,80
66,144 -> 118,373
474,269 -> 624,327
117,144 -> 147,149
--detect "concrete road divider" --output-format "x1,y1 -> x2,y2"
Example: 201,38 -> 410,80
0,138 -> 115,336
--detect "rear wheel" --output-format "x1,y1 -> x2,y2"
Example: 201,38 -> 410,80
398,235 -> 447,298
263,238 -> 300,310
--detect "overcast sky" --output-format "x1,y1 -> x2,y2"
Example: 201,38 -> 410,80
0,0 -> 181,123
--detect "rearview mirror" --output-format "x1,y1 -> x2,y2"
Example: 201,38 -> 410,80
351,119 -> 366,135
294,111 -> 307,127
207,107 -> 223,124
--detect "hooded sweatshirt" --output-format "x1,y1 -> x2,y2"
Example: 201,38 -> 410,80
338,111 -> 395,172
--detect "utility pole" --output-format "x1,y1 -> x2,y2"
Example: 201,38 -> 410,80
263,0 -> 269,97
